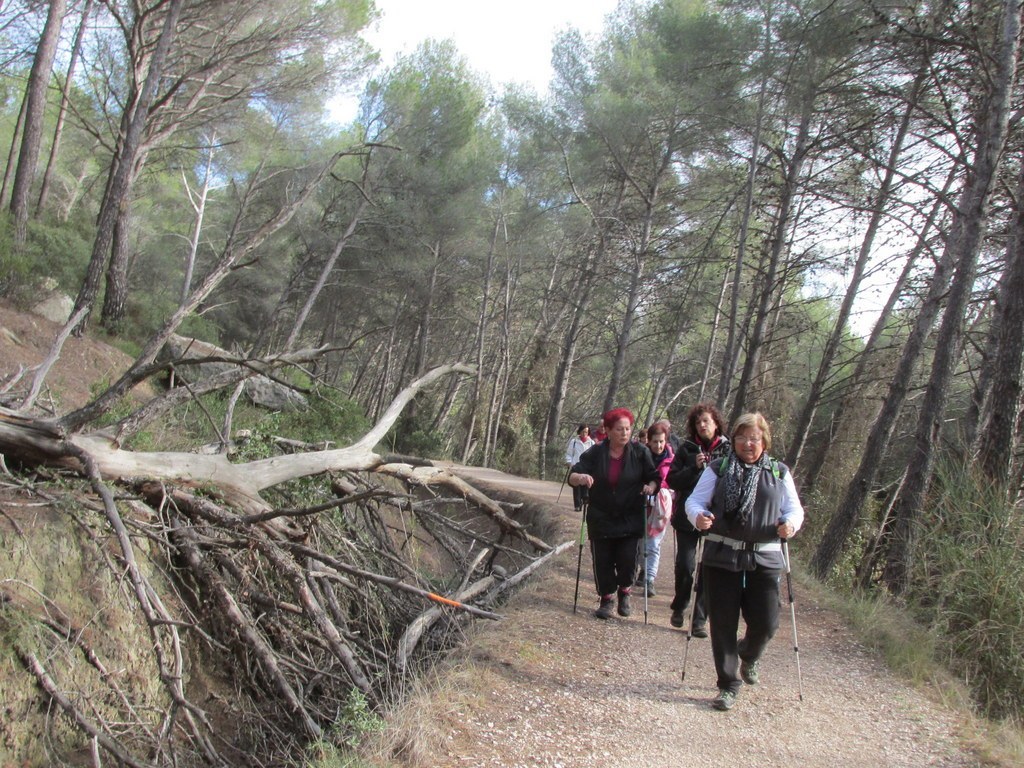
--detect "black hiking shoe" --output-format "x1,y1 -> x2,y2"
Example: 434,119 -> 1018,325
670,607 -> 685,628
713,689 -> 737,711
691,621 -> 708,638
595,597 -> 614,620
740,657 -> 760,685
617,591 -> 632,617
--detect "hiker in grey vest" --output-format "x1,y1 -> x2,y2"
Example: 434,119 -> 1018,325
684,412 -> 805,711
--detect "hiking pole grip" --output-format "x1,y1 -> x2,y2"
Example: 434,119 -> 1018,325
782,539 -> 804,701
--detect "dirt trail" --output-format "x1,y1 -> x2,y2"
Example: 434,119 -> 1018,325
425,465 -> 981,768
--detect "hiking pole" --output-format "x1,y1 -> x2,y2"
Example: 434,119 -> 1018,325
572,488 -> 589,614
680,534 -> 705,681
642,494 -> 653,625
782,538 -> 804,701
557,465 -> 570,504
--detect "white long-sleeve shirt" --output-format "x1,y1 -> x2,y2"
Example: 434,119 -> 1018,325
565,436 -> 594,465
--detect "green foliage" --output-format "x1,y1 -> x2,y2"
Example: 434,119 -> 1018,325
906,458 -> 1024,720
303,686 -> 385,767
388,410 -> 446,459
228,389 -> 370,462
0,215 -> 92,301
0,215 -> 20,296
284,388 -> 371,446
88,377 -> 136,428
338,688 -> 386,749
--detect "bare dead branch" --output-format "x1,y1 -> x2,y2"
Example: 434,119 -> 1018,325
377,463 -> 552,553
17,305 -> 90,412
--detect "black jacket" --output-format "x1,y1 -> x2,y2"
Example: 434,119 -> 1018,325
572,440 -> 658,539
666,435 -> 731,532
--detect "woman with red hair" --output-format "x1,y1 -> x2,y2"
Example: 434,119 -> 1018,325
569,407 -> 659,619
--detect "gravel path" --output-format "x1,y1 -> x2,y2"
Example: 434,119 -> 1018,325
420,465 -> 982,768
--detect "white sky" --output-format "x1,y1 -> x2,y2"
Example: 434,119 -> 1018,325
330,0 -> 621,123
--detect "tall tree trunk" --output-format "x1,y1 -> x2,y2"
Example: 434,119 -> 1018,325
802,166 -> 956,489
700,268 -> 731,405
36,0 -> 93,216
8,0 -> 67,244
0,86 -> 27,208
731,105 -> 812,420
413,245 -> 441,379
484,252 -> 516,467
718,11 -> 772,411
785,75 -> 922,469
72,0 -> 184,333
973,159 -> 1024,484
544,178 -> 624,445
646,264 -> 706,423
101,197 -> 136,330
812,0 -> 1021,581
602,246 -> 647,413
602,167 -> 667,412
881,0 -> 1021,594
462,214 -> 501,463
809,234 -> 957,578
286,197 -> 368,351
546,274 -> 591,443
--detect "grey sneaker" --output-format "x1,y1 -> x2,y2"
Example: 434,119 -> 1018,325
595,597 -> 614,620
713,689 -> 737,711
691,621 -> 708,639
645,580 -> 657,597
740,658 -> 760,685
617,591 -> 632,617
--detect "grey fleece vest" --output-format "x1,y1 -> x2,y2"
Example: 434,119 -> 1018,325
701,457 -> 789,573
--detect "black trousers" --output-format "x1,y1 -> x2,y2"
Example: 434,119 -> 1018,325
704,564 -> 781,694
590,536 -> 640,597
670,530 -> 706,625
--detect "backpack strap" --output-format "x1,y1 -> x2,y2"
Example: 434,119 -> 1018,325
712,456 -> 728,477
713,455 -> 786,479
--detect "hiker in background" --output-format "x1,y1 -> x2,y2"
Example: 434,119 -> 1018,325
635,426 -> 648,445
666,402 -> 730,634
685,412 -> 804,711
569,407 -> 659,620
592,420 -> 607,444
564,424 -> 595,511
661,417 -> 681,453
635,420 -> 674,597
